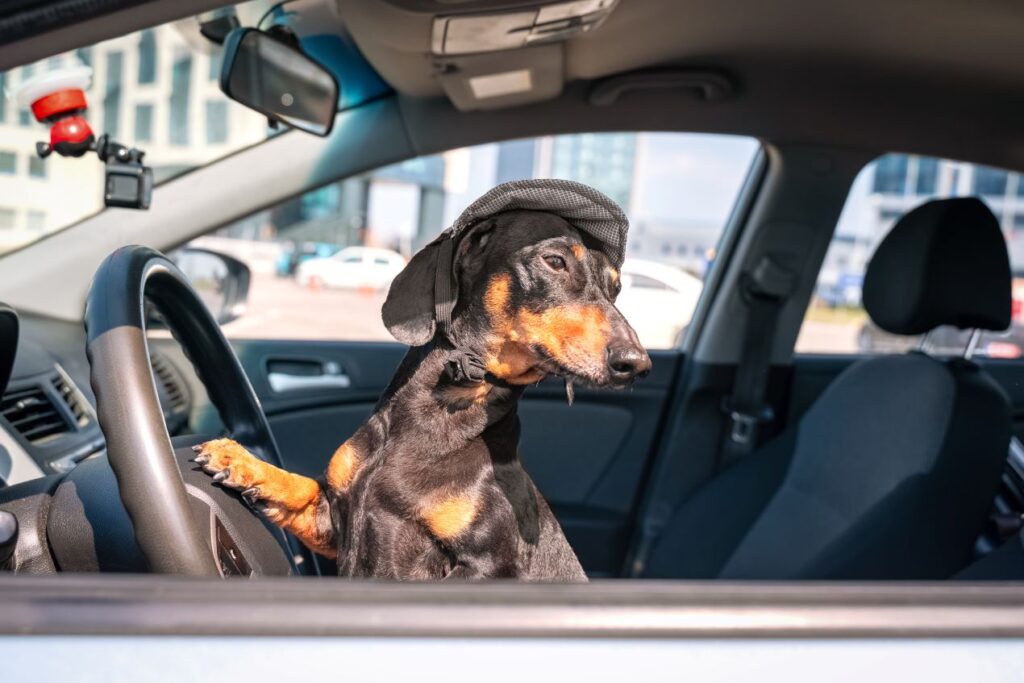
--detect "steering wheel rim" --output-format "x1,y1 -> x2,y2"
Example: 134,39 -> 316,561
85,245 -> 284,575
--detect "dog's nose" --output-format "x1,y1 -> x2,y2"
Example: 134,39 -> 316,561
607,343 -> 652,383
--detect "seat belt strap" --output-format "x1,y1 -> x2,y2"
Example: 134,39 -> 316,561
722,257 -> 796,464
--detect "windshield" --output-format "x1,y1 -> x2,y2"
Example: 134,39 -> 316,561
0,2 -> 275,255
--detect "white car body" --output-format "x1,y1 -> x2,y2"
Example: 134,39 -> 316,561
616,259 -> 704,349
297,247 -> 406,291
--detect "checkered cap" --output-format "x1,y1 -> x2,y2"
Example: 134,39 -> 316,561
444,179 -> 629,268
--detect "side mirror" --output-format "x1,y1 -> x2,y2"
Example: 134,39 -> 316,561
170,248 -> 251,326
220,27 -> 339,137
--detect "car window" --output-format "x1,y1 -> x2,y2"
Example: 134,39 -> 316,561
0,1 -> 273,256
189,132 -> 760,349
797,154 -> 1024,358
628,274 -> 673,291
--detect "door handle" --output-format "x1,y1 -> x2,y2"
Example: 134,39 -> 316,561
268,372 -> 351,392
266,359 -> 351,393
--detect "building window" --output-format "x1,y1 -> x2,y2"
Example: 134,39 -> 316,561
169,54 -> 192,146
0,152 -> 15,175
205,100 -> 228,144
104,51 -> 124,139
26,211 -> 46,232
47,56 -> 63,71
28,156 -> 46,178
0,209 -> 14,230
872,154 -> 908,194
915,157 -> 939,195
76,47 -> 93,67
208,51 -> 222,81
973,166 -> 1009,197
137,30 -> 157,84
18,110 -> 30,127
21,63 -> 35,79
134,104 -> 154,142
0,73 -> 6,124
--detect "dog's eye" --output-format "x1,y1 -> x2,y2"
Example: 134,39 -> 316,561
542,255 -> 567,272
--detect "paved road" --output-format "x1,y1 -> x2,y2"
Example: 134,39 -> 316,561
222,272 -> 392,341
222,272 -> 862,353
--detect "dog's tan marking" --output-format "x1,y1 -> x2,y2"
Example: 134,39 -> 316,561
571,244 -> 586,260
440,382 -> 493,405
195,438 -> 336,558
479,274 -> 606,382
609,268 -> 619,285
326,441 -> 361,491
483,275 -> 547,384
483,273 -> 611,384
422,493 -> 478,540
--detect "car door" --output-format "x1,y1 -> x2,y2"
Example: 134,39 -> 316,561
170,131 -> 761,576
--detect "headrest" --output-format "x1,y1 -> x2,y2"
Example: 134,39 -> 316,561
863,197 -> 1011,335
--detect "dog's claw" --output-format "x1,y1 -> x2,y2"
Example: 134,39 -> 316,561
191,444 -> 203,453
242,487 -> 260,503
192,455 -> 208,465
212,469 -> 230,483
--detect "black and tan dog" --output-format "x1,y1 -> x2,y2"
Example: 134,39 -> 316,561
193,206 -> 651,580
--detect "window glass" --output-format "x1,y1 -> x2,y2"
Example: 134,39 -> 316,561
0,208 -> 14,230
102,51 -> 123,139
0,2 -> 271,255
27,156 -> 46,178
798,154 -> 1024,358
133,103 -> 153,142
137,30 -> 157,85
168,51 -> 192,146
186,132 -> 760,348
205,101 -> 228,144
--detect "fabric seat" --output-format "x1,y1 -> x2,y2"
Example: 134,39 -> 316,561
645,197 -> 1013,580
955,531 -> 1024,580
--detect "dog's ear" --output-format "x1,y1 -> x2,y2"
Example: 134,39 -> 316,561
382,239 -> 443,346
382,221 -> 498,347
454,219 -> 497,283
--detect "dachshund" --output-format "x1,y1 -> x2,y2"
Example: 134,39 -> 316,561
193,208 -> 651,580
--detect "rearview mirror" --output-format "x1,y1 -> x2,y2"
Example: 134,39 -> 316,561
220,27 -> 338,137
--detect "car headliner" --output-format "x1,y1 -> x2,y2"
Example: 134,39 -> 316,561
2,0 -> 1023,172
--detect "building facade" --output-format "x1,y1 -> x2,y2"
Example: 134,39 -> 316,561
0,23 -> 268,252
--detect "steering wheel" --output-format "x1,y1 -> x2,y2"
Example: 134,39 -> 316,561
85,245 -> 293,575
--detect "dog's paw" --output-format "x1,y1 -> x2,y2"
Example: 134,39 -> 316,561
192,438 -> 264,501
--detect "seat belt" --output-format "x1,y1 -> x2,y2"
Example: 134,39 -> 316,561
721,256 -> 796,465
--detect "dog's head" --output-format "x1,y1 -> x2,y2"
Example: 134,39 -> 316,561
382,210 -> 651,389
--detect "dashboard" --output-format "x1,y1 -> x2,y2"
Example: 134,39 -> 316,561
0,310 -> 193,487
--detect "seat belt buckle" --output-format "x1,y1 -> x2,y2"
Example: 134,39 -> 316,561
728,410 -> 760,445
723,400 -> 774,446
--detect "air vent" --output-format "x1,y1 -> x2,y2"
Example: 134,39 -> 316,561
151,353 -> 187,413
0,386 -> 69,444
52,373 -> 90,428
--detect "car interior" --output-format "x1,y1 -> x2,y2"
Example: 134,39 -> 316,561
2,0 -> 1024,586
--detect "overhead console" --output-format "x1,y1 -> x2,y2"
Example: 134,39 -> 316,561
337,0 -> 620,111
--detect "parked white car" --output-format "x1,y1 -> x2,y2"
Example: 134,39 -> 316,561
296,247 -> 406,291
617,259 -> 704,349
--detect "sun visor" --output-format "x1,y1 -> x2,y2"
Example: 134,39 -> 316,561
434,44 -> 563,111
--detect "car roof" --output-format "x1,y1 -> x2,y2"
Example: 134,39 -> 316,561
3,1 -> 1023,169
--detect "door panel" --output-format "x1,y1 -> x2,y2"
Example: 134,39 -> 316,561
159,337 -> 680,576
